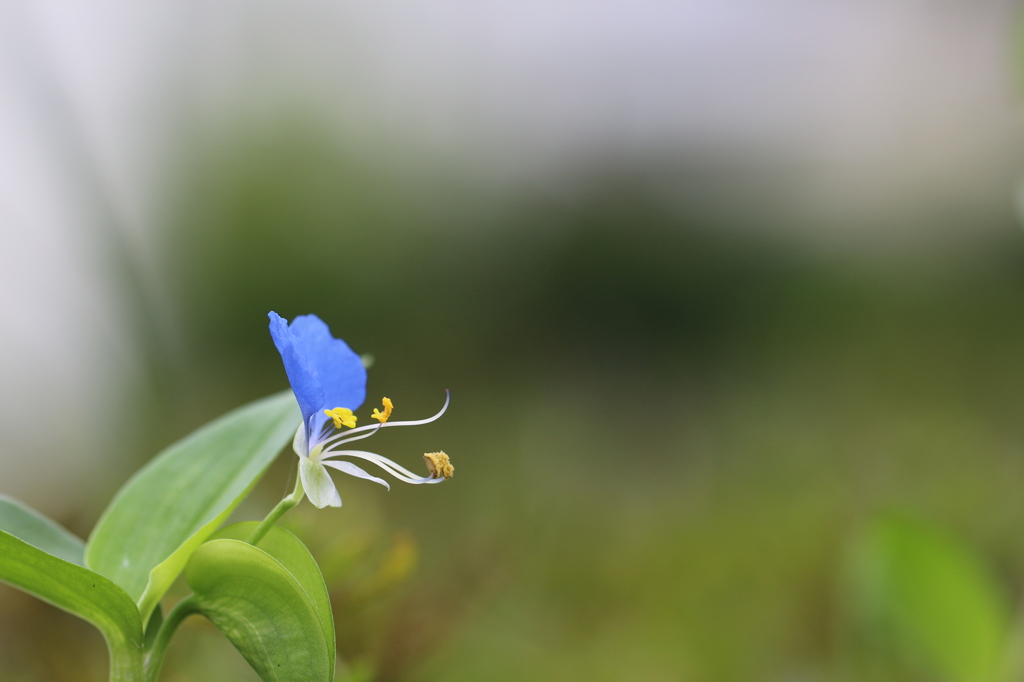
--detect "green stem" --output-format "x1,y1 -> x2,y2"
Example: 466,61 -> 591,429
143,596 -> 200,682
247,472 -> 305,545
106,633 -> 145,682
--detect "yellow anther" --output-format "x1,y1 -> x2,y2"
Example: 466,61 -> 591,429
371,397 -> 394,423
324,407 -> 357,429
423,451 -> 454,479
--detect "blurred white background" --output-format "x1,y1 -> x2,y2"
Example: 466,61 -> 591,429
0,0 -> 1022,514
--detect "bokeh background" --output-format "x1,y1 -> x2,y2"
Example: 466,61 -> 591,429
4,1 -> 1024,680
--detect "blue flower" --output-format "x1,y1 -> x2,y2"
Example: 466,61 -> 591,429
269,312 -> 452,508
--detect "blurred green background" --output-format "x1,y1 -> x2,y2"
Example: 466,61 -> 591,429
4,2 -> 1024,681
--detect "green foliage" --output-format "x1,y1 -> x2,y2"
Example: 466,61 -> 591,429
0,531 -> 143,651
0,394 -> 318,681
850,516 -> 1011,682
0,494 -> 143,653
85,391 -> 299,623
0,494 -> 85,565
212,521 -> 335,680
186,538 -> 334,682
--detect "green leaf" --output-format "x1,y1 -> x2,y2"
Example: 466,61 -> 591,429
213,522 -> 335,680
0,530 -> 143,648
186,538 -> 333,682
0,494 -> 85,565
850,516 -> 1010,682
85,390 -> 299,623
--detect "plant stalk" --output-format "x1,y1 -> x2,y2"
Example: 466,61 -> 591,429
247,471 -> 305,545
105,634 -> 145,682
142,596 -> 200,682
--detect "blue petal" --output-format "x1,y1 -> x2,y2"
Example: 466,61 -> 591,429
268,312 -> 324,426
289,314 -> 367,411
269,312 -> 367,437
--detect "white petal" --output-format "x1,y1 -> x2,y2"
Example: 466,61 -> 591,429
322,460 -> 391,490
292,420 -> 308,457
299,457 -> 341,508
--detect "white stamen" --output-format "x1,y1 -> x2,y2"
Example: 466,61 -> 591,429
325,449 -> 444,485
323,422 -> 383,449
317,390 -> 449,450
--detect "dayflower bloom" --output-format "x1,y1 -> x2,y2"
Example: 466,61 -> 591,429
269,311 -> 452,508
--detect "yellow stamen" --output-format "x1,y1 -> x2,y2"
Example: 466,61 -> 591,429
371,397 -> 394,423
324,407 -> 357,429
423,451 -> 454,479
